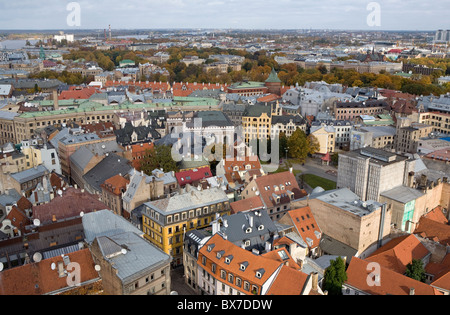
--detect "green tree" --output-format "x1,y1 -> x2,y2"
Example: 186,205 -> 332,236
322,257 -> 347,295
405,259 -> 426,283
140,145 -> 179,175
287,129 -> 310,163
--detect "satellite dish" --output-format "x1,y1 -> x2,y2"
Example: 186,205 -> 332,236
80,211 -> 84,217
121,249 -> 127,255
170,291 -> 179,295
33,252 -> 42,263
33,219 -> 40,227
95,265 -> 101,272
51,263 -> 56,270
57,190 -> 63,197
0,262 -> 3,272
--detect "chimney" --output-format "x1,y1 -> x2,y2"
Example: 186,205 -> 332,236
409,288 -> 415,296
53,90 -> 59,110
311,272 -> 319,291
249,215 -> 254,227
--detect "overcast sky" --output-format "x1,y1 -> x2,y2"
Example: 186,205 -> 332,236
0,0 -> 448,31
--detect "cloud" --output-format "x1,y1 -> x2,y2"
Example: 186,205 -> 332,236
0,0 -> 448,30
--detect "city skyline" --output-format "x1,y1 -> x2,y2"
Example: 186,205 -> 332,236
0,0 -> 449,31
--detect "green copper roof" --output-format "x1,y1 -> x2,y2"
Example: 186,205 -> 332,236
265,68 -> 281,83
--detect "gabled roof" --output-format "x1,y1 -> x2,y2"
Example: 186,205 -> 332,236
414,217 -> 450,246
198,234 -> 282,293
346,257 -> 442,295
253,171 -> 306,208
175,167 -> 212,187
32,187 -> 108,224
0,249 -> 100,295
230,196 -> 264,214
367,234 -> 429,274
265,265 -> 310,295
286,206 -> 322,249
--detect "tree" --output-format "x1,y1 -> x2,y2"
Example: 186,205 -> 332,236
322,257 -> 347,295
140,145 -> 179,175
307,134 -> 320,156
287,129 -> 319,164
405,259 -> 426,283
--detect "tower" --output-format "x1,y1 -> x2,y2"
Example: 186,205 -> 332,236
39,45 -> 45,60
109,25 -> 112,41
265,68 -> 282,96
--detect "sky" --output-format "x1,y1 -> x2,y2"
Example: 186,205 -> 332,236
0,0 -> 448,31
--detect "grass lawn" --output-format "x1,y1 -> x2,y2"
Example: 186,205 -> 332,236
300,174 -> 337,191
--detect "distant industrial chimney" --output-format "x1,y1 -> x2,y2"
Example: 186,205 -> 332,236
53,90 -> 59,110
109,25 -> 112,41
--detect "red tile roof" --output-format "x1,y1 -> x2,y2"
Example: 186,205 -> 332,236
230,196 -> 264,214
59,86 -> 98,100
266,265 -> 310,295
286,206 -> 322,249
101,174 -> 129,196
426,254 -> 450,292
345,257 -> 442,295
6,206 -> 31,234
414,217 -> 450,246
0,249 -> 100,295
367,234 -> 429,274
254,171 -> 306,208
175,166 -> 212,187
424,206 -> 448,225
32,187 -> 109,224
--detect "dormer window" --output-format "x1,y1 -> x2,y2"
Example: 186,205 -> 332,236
216,250 -> 225,259
255,268 -> 265,279
207,244 -> 215,252
245,227 -> 252,234
258,225 -> 264,231
225,255 -> 233,264
240,262 -> 248,271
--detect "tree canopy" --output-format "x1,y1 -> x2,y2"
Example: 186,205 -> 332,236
322,257 -> 348,295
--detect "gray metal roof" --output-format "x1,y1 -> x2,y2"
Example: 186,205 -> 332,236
10,165 -> 48,184
96,232 -> 171,283
145,186 -> 228,216
380,186 -> 424,204
82,209 -> 144,244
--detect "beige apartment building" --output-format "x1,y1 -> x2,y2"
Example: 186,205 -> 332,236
419,111 -> 450,136
396,121 -> 433,154
292,188 -> 391,258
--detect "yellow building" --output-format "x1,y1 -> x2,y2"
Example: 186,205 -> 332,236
310,125 -> 336,154
142,185 -> 230,266
20,139 -> 61,174
242,102 -> 282,144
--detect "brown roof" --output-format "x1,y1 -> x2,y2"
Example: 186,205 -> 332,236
32,187 -> 109,224
254,171 -> 306,208
266,265 -> 310,295
346,257 -> 442,295
0,248 -> 100,295
286,206 -> 322,249
198,233 -> 282,295
426,254 -> 450,291
414,217 -> 450,246
101,174 -> 129,196
230,196 -> 264,214
424,206 -> 448,225
16,196 -> 32,211
367,234 -> 429,274
6,206 -> 31,234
